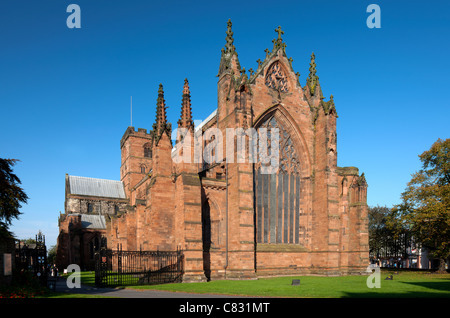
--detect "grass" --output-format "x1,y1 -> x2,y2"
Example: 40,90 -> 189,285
10,269 -> 443,298
134,271 -> 450,298
73,269 -> 450,298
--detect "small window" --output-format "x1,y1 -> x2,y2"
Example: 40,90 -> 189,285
143,143 -> 152,158
88,203 -> 93,213
141,165 -> 146,173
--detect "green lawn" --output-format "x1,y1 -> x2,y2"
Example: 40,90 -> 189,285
133,271 -> 450,298
76,270 -> 450,298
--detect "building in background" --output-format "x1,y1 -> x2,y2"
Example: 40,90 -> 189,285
56,175 -> 128,270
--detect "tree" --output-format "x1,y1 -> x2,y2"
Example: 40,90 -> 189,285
0,158 -> 28,238
369,205 -> 390,259
369,205 -> 410,264
391,138 -> 450,272
47,245 -> 57,265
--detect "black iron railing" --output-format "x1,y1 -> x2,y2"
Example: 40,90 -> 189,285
94,245 -> 184,287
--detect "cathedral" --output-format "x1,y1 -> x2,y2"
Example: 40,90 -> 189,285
56,20 -> 369,281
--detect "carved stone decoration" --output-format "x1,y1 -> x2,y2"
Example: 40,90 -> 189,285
265,62 -> 289,93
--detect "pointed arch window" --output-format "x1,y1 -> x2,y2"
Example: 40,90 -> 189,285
255,114 -> 300,244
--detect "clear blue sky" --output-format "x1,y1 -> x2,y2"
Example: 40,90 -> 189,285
1,0 -> 449,248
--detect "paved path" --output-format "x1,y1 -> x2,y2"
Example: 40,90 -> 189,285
53,277 -> 235,298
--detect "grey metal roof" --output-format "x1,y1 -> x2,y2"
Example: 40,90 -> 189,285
69,214 -> 106,229
68,175 -> 126,199
81,214 -> 106,229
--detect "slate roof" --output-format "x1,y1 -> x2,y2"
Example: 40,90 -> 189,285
68,213 -> 106,229
67,175 -> 126,199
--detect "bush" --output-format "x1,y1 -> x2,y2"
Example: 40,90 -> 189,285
0,269 -> 48,298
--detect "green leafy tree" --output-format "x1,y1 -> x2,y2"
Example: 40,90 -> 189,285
47,245 -> 57,265
0,158 -> 28,238
370,205 -> 410,263
391,138 -> 450,272
369,205 -> 390,259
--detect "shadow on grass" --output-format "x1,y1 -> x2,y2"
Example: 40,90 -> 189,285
343,279 -> 450,298
343,291 -> 450,298
401,279 -> 450,293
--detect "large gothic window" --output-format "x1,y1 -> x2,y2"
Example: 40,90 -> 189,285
255,114 -> 300,244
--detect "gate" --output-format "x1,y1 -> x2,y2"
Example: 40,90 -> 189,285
95,244 -> 184,287
15,233 -> 48,286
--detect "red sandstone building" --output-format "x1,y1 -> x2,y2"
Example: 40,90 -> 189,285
57,21 -> 369,280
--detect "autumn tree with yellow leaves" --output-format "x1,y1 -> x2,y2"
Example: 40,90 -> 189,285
390,138 -> 450,272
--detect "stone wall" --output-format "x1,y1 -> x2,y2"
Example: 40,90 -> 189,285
0,236 -> 15,285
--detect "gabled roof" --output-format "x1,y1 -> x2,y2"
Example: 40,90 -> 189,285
67,175 -> 126,199
68,213 -> 106,229
81,214 -> 106,229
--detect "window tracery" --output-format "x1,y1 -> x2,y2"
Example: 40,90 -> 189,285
265,62 -> 289,93
255,114 -> 301,245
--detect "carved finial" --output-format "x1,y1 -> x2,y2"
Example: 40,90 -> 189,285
240,67 -> 246,76
275,26 -> 284,40
219,19 -> 240,76
178,79 -> 193,129
183,78 -> 190,94
306,52 -> 319,95
225,19 -> 235,54
249,68 -> 254,76
256,59 -> 262,68
272,26 -> 285,50
153,84 -> 171,144
288,57 -> 293,66
156,83 -> 167,127
358,173 -> 367,187
264,48 -> 270,57
328,94 -> 336,112
309,53 -> 317,77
